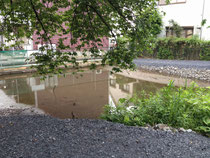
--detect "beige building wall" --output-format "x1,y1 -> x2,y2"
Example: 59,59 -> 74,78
158,0 -> 210,40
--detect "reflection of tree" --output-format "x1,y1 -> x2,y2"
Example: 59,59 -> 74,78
1,78 -> 35,105
133,81 -> 165,97
115,74 -> 136,85
1,80 -> 16,96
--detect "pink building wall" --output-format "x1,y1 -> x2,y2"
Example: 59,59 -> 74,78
33,6 -> 109,51
33,33 -> 109,51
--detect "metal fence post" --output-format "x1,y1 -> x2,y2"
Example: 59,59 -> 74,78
0,53 -> 2,68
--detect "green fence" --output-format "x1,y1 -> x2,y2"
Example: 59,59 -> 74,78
0,48 -> 109,69
0,50 -> 30,68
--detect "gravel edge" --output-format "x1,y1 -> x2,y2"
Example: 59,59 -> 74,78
139,65 -> 210,82
134,59 -> 210,82
0,115 -> 209,158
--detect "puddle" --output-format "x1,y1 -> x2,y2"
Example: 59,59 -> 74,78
0,68 -> 209,119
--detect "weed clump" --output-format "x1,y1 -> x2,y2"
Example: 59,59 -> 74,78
101,81 -> 210,136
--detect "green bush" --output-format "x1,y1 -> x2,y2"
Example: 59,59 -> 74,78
101,81 -> 210,136
145,37 -> 210,60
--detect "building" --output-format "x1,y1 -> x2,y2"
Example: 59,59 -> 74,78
0,30 -> 109,52
0,35 -> 33,51
32,34 -> 109,52
0,6 -> 109,52
158,0 -> 210,40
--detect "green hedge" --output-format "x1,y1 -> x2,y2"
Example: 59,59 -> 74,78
144,37 -> 210,60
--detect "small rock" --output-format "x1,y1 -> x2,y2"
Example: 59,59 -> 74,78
186,129 -> 192,132
163,127 -> 171,131
155,124 -> 167,129
179,128 -> 186,132
171,128 -> 178,133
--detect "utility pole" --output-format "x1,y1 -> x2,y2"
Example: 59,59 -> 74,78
0,35 -> 4,50
200,0 -> 206,40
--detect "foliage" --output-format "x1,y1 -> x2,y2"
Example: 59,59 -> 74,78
144,37 -> 210,60
201,19 -> 207,27
168,20 -> 182,37
101,81 -> 210,136
0,0 -> 162,75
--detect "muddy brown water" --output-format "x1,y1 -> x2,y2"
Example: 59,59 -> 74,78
0,68 -> 209,119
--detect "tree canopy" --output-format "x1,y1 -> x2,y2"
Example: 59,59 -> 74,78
0,0 -> 162,75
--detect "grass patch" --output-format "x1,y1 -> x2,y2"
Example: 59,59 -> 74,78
101,81 -> 210,136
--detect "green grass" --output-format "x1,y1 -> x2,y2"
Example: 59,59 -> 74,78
101,81 -> 210,136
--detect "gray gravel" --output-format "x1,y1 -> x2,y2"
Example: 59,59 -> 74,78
0,115 -> 209,158
134,59 -> 210,69
134,59 -> 210,82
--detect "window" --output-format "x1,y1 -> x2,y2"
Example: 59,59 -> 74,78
96,69 -> 102,74
123,84 -> 130,93
159,0 -> 186,5
166,26 -> 194,38
110,79 -> 116,87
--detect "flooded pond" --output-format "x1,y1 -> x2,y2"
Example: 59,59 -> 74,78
0,68 -> 209,119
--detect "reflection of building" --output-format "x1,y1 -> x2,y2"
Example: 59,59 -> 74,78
109,74 -> 166,105
109,74 -> 136,105
0,70 -> 109,119
0,70 -> 179,118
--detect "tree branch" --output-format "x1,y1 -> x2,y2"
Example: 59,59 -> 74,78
106,0 -> 127,21
28,0 -> 53,48
87,4 -> 116,39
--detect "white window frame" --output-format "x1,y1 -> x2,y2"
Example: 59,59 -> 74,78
159,0 -> 186,6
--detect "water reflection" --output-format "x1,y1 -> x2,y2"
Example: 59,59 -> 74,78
0,69 -> 209,119
0,70 -> 109,119
109,74 -> 165,105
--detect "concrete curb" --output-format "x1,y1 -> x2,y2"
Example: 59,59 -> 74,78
0,59 -> 102,76
0,68 -> 36,76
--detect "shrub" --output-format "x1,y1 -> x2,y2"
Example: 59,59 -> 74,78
144,37 -> 210,60
101,81 -> 210,136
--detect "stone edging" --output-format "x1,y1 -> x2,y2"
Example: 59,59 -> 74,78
139,65 -> 210,82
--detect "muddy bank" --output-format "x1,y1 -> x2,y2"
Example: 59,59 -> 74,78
118,69 -> 209,88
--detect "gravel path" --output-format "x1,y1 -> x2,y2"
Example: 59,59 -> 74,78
134,59 -> 210,69
134,59 -> 210,82
0,115 -> 209,158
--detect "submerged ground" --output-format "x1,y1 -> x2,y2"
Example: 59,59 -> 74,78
0,59 -> 209,158
0,115 -> 209,158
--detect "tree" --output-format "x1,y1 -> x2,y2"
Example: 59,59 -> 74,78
0,0 -> 162,75
168,19 -> 182,38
